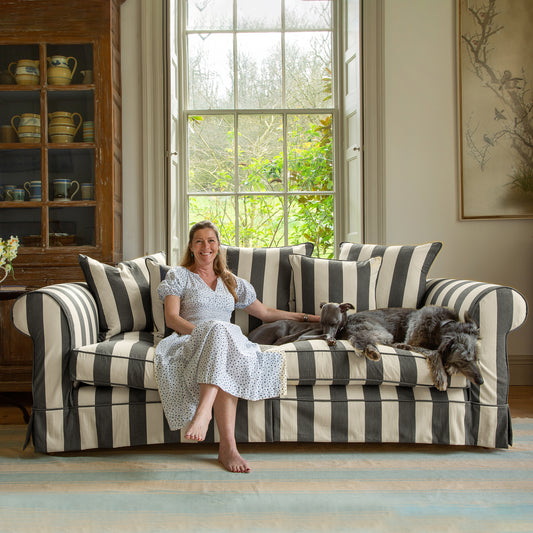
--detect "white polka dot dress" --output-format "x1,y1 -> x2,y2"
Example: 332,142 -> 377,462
154,267 -> 286,431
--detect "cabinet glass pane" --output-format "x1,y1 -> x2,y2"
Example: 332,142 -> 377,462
0,207 -> 41,245
48,149 -> 94,200
49,206 -> 95,246
0,45 -> 40,86
46,44 -> 93,86
0,150 -> 41,199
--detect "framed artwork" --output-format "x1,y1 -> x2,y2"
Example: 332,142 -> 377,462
457,0 -> 533,219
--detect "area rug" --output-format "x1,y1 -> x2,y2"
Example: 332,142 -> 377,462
1,420 -> 532,533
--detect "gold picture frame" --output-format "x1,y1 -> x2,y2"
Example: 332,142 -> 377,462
457,0 -> 533,219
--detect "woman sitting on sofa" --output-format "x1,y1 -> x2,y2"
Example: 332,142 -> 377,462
154,220 -> 319,473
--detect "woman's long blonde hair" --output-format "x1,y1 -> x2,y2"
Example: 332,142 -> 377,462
181,220 -> 238,302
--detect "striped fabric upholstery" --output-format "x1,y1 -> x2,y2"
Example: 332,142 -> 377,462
338,242 -> 442,308
146,259 -> 172,341
71,336 -> 466,391
10,274 -> 528,453
79,252 -> 166,339
222,243 -> 314,335
289,255 -> 382,315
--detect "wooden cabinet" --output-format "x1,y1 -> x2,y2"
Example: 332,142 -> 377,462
0,0 -> 123,389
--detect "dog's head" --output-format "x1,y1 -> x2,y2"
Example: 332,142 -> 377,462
440,312 -> 483,386
320,302 -> 354,346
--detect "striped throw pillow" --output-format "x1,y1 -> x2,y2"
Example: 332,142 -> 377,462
79,252 -> 166,339
289,254 -> 382,315
221,243 -> 314,335
338,242 -> 442,308
146,259 -> 172,341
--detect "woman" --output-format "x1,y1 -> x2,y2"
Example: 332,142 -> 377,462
154,221 -> 319,473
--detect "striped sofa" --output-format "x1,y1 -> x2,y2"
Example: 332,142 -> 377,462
12,242 -> 528,453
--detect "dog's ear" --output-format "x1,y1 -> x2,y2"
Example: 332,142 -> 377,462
339,302 -> 355,313
464,311 -> 478,327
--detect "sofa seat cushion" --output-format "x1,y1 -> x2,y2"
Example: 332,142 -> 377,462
278,339 -> 468,389
72,334 -> 467,391
72,331 -> 158,390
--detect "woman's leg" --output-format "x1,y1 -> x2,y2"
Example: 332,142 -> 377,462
213,390 -> 250,473
185,383 -> 218,442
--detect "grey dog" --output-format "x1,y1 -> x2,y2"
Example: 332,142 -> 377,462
319,303 -> 483,391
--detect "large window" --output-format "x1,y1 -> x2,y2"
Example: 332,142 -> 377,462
169,0 -> 361,258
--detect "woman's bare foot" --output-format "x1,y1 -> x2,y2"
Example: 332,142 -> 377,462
218,443 -> 250,473
184,410 -> 212,442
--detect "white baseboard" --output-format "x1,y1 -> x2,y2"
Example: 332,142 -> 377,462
509,354 -> 533,386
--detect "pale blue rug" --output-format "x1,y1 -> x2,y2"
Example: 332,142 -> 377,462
1,420 -> 532,533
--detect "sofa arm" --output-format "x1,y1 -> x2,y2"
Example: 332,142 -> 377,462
12,282 -> 99,412
422,278 -> 528,412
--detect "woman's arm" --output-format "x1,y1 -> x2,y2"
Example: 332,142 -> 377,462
244,299 -> 320,323
163,295 -> 195,335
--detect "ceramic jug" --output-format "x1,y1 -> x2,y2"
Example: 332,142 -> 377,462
11,113 -> 41,143
8,59 -> 40,85
48,111 -> 82,143
47,56 -> 77,86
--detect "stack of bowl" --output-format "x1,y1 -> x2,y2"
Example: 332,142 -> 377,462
48,111 -> 83,143
11,113 -> 41,143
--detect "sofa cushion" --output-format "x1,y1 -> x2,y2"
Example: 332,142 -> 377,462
221,243 -> 314,335
79,252 -> 166,339
338,242 -> 442,308
289,254 -> 382,315
146,259 -> 172,341
72,331 -> 157,390
71,334 -> 466,391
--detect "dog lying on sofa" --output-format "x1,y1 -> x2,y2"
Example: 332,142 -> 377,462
249,303 -> 482,391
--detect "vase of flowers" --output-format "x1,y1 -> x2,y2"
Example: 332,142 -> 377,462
0,236 -> 20,283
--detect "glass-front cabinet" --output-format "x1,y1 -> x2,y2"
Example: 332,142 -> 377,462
0,0 -> 122,289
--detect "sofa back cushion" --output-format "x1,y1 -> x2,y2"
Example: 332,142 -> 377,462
289,255 -> 382,315
79,252 -> 166,340
338,242 -> 442,309
221,243 -> 314,334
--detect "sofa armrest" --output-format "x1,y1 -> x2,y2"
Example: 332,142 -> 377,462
12,282 -> 99,412
422,278 -> 528,414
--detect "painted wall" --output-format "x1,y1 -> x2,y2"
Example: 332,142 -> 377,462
120,1 -> 532,383
383,0 -> 531,383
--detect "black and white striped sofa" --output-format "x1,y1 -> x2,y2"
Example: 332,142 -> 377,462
12,242 -> 528,453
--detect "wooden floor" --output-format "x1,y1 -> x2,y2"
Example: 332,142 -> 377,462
1,387 -> 532,425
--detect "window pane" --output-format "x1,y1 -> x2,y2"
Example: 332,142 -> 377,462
188,33 -> 234,109
237,33 -> 282,109
188,115 -> 235,192
238,195 -> 285,247
188,195 -> 236,245
285,0 -> 331,30
288,194 -> 334,258
287,114 -> 333,192
237,0 -> 281,30
187,0 -> 233,30
238,114 -> 283,192
285,32 -> 332,108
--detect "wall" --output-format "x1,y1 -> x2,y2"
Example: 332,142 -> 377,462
120,1 -> 532,383
383,0 -> 532,383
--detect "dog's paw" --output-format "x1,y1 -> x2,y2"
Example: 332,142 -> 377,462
326,338 -> 337,346
433,376 -> 448,391
363,345 -> 381,361
394,343 -> 413,351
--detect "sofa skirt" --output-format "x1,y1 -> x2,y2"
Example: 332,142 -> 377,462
27,383 -> 511,453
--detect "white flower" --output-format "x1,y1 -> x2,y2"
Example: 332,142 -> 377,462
0,236 -> 19,279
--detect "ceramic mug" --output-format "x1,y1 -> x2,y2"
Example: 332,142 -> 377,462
52,179 -> 80,201
12,188 -> 25,201
0,125 -> 17,143
4,185 -> 17,200
81,183 -> 94,200
24,180 -> 41,201
0,185 -> 4,201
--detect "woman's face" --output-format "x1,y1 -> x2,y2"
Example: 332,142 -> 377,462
190,228 -> 219,268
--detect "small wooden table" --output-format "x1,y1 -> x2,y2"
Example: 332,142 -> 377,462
0,285 -> 32,423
